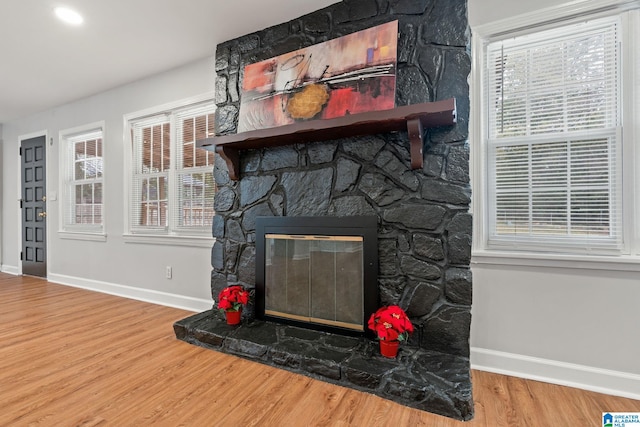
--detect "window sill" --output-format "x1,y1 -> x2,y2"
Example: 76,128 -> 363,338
58,231 -> 107,242
472,250 -> 640,272
123,233 -> 214,248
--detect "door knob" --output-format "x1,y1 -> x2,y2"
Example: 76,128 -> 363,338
38,212 -> 47,218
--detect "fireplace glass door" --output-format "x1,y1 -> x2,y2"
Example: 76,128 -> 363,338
264,234 -> 364,331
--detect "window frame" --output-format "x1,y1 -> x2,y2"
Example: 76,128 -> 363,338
471,1 -> 640,265
486,16 -> 622,253
59,121 -> 106,241
172,104 -> 217,234
123,94 -> 216,247
130,115 -> 172,234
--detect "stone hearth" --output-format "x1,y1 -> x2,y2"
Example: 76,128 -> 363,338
175,0 -> 473,421
175,311 -> 473,420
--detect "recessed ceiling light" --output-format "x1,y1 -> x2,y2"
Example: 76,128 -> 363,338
54,7 -> 84,26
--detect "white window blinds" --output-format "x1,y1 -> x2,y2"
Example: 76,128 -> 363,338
131,116 -> 171,231
63,129 -> 104,232
174,106 -> 216,231
485,17 -> 622,252
129,102 -> 216,236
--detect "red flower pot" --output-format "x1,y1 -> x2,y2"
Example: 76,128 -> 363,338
379,339 -> 399,358
225,309 -> 242,325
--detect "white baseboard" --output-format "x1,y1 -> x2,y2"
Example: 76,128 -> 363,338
0,264 -> 20,275
47,273 -> 213,313
471,347 -> 640,400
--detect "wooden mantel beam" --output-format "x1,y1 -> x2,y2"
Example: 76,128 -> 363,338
198,98 -> 456,180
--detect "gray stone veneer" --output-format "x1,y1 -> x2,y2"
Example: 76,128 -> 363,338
212,0 -> 471,358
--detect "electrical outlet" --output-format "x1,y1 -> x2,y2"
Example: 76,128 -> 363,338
165,266 -> 172,279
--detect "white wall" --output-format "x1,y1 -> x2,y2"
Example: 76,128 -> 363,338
468,0 -> 640,399
468,0 -> 561,27
0,123 -> 3,265
0,57 -> 215,311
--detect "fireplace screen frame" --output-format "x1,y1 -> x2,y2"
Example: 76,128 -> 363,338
255,216 -> 378,337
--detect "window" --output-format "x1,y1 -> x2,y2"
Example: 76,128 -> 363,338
175,108 -> 217,228
128,101 -> 215,239
61,125 -> 105,237
481,14 -> 629,254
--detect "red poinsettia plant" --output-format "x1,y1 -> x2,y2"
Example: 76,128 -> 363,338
368,305 -> 414,342
217,285 -> 249,312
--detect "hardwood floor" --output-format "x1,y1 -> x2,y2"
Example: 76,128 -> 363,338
1,273 -> 638,426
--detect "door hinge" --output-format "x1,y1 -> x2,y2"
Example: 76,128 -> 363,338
20,251 -> 23,261
20,199 -> 23,208
19,147 -> 22,156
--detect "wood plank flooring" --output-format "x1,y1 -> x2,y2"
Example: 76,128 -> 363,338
1,273 -> 638,426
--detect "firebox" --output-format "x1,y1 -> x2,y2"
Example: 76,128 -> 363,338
255,216 -> 378,336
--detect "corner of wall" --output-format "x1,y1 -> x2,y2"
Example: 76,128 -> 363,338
48,272 -> 213,313
471,347 -> 640,401
0,122 -> 4,266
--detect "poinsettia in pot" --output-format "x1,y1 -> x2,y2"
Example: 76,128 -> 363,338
217,285 -> 249,325
368,305 -> 414,358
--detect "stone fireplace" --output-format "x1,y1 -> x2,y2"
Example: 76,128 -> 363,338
174,0 -> 473,420
255,215 -> 379,335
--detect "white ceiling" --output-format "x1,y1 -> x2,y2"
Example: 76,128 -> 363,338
0,0 -> 337,124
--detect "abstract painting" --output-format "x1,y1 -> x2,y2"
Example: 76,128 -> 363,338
238,21 -> 398,132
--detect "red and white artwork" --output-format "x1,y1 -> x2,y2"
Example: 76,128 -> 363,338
238,21 -> 398,132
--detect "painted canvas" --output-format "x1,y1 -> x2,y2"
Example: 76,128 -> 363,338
238,21 -> 398,132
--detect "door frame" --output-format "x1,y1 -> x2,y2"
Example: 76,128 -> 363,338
18,130 -> 50,276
